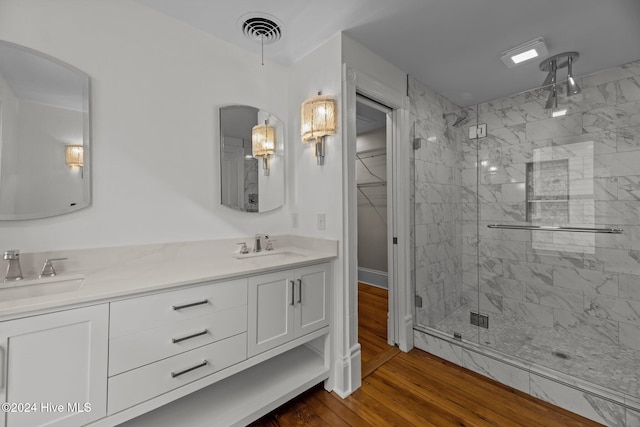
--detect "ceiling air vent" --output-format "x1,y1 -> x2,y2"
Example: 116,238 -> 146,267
240,14 -> 283,44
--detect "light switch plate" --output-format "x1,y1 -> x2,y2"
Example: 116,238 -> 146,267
317,213 -> 326,231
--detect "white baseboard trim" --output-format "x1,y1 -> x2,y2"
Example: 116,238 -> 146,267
398,314 -> 414,352
332,343 -> 362,398
357,267 -> 388,289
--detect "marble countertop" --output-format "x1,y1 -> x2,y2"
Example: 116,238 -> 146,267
0,235 -> 338,319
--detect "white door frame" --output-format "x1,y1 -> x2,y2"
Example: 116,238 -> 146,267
355,94 -> 394,342
342,66 -> 413,392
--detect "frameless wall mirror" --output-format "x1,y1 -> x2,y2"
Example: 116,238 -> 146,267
0,40 -> 91,220
219,105 -> 284,213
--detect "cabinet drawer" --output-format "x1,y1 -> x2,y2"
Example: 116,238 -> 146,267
109,305 -> 247,376
107,332 -> 247,415
110,278 -> 247,338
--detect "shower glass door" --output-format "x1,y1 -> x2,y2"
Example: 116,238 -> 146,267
411,70 -> 481,346
412,60 -> 640,402
475,63 -> 640,399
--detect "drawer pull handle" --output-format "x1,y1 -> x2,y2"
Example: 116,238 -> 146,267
297,279 -> 302,304
171,360 -> 208,378
290,280 -> 295,306
172,299 -> 209,311
172,329 -> 209,344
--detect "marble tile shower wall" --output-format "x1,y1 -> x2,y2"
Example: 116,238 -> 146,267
409,76 -> 466,327
462,60 -> 640,351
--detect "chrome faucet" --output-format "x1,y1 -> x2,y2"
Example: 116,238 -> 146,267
39,258 -> 67,278
253,234 -> 268,253
3,250 -> 23,282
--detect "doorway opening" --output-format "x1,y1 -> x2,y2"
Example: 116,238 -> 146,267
355,94 -> 400,377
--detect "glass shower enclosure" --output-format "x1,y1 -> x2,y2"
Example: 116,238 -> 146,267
412,59 -> 640,422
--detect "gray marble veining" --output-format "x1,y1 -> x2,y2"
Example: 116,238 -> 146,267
414,60 -> 640,410
434,304 -> 640,398
530,375 -> 627,427
617,76 -> 640,104
617,125 -> 640,152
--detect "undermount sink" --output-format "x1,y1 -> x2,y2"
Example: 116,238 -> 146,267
0,274 -> 85,301
233,249 -> 306,260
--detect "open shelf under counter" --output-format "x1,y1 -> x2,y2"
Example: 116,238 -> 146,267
119,343 -> 329,427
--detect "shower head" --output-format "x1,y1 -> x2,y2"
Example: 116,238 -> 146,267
453,115 -> 469,127
443,112 -> 469,128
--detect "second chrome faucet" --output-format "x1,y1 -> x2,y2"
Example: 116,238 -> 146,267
235,235 -> 274,255
3,250 -> 23,282
254,234 -> 268,252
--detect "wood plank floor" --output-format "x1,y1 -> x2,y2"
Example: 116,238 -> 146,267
357,283 -> 400,377
250,284 -> 604,426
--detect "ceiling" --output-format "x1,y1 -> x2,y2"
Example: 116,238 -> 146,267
139,0 -> 640,107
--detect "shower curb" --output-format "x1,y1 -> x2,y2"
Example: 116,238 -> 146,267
414,327 -> 640,426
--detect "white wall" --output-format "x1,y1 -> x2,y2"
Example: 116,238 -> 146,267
342,35 -> 407,98
287,33 -> 344,392
0,0 -> 290,252
288,34 -> 343,239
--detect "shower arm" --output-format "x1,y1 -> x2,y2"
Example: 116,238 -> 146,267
487,224 -> 623,234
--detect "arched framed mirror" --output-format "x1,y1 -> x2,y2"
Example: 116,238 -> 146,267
219,105 -> 284,213
0,41 -> 91,220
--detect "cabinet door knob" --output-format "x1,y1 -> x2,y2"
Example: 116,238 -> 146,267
297,279 -> 302,304
290,281 -> 295,306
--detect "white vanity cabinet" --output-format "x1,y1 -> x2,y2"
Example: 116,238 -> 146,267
248,263 -> 330,357
116,261 -> 332,427
0,304 -> 109,427
107,278 -> 248,414
0,254 -> 334,427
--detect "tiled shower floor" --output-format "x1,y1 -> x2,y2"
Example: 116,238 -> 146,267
433,305 -> 640,398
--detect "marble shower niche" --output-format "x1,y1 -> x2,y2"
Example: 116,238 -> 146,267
412,59 -> 640,426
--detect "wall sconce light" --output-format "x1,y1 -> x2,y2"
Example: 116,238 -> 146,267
252,120 -> 276,176
65,145 -> 84,167
301,92 -> 336,165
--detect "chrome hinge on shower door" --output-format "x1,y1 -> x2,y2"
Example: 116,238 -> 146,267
415,295 -> 423,308
470,311 -> 489,329
468,123 -> 487,139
